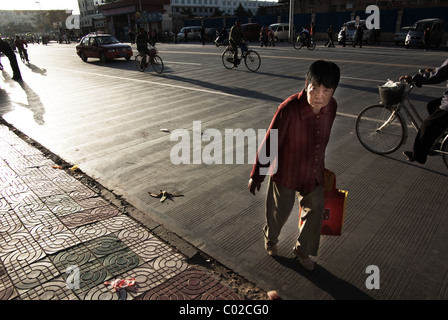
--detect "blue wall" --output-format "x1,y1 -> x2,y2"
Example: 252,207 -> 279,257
185,6 -> 448,33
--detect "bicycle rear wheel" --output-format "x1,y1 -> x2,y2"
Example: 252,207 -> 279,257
151,55 -> 164,74
293,41 -> 303,50
222,49 -> 235,69
244,50 -> 261,72
356,104 -> 406,155
135,54 -> 145,72
308,41 -> 316,50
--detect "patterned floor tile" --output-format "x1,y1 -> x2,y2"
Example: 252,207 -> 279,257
71,260 -> 112,294
85,234 -> 128,258
77,283 -> 126,300
8,257 -> 60,294
75,196 -> 110,210
26,216 -> 67,241
6,191 -> 45,213
72,221 -> 110,243
59,205 -> 121,228
127,238 -> 172,263
116,225 -> 152,247
68,184 -> 99,201
36,230 -> 81,255
136,268 -> 218,300
15,207 -> 54,228
18,276 -> 78,300
0,264 -> 19,300
0,208 -> 23,234
102,215 -> 140,233
100,248 -> 143,276
50,243 -> 95,273
119,263 -> 170,298
147,251 -> 188,279
1,236 -> 46,272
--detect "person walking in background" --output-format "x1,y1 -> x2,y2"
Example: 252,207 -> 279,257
352,25 -> 364,48
424,27 -> 431,51
341,23 -> 347,47
248,60 -> 341,271
325,25 -> 335,47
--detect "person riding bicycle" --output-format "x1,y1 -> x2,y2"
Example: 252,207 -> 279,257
400,58 -> 448,164
229,20 -> 246,68
135,28 -> 151,68
14,35 -> 29,63
299,27 -> 311,45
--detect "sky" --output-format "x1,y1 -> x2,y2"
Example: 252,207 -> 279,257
0,0 -> 80,14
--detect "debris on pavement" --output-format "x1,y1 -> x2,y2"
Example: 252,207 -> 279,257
70,164 -> 79,171
149,190 -> 184,202
104,278 -> 136,292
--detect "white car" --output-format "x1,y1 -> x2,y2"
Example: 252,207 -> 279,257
338,20 -> 371,44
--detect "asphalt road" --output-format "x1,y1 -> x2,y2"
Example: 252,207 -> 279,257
1,40 -> 447,300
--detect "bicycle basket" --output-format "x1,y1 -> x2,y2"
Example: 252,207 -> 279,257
378,81 -> 405,105
149,48 -> 157,58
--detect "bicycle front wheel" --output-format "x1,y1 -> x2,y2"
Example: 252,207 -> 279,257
244,50 -> 261,72
441,133 -> 448,169
222,49 -> 234,70
356,104 -> 406,155
151,55 -> 164,74
135,54 -> 145,72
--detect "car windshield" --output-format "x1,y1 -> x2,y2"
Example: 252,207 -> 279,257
412,22 -> 432,31
96,36 -> 120,44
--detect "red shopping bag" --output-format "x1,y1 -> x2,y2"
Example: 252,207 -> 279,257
299,170 -> 348,236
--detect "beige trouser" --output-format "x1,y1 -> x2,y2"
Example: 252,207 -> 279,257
263,177 -> 324,256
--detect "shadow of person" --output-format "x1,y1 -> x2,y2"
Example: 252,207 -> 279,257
15,79 -> 45,125
273,256 -> 374,300
1,71 -> 45,126
26,63 -> 47,76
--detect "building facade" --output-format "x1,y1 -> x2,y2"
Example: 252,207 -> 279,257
78,0 -> 108,33
0,10 -> 72,38
170,0 -> 277,17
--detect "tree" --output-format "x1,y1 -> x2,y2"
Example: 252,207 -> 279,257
235,4 -> 247,17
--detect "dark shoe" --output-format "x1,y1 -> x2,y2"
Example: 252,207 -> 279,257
403,151 -> 415,162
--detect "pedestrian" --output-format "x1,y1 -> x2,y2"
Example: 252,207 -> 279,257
0,38 -> 22,80
324,25 -> 335,47
424,27 -> 431,51
400,59 -> 448,164
201,26 -> 206,45
269,28 -> 275,47
128,29 -> 135,44
248,60 -> 341,271
352,25 -> 364,48
341,23 -> 347,47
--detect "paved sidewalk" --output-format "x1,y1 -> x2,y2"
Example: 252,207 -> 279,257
0,122 -> 251,301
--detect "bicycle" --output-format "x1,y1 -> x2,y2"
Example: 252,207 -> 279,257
293,34 -> 316,50
221,43 -> 261,72
19,49 -> 29,64
135,46 -> 164,74
355,80 -> 448,168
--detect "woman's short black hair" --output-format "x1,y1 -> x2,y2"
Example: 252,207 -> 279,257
306,60 -> 341,90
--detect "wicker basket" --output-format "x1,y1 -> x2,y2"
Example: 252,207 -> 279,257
378,82 -> 405,105
149,48 -> 157,58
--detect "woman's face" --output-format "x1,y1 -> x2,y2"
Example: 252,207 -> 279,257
305,81 -> 334,113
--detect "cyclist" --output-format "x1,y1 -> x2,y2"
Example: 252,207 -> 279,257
400,58 -> 448,164
14,36 -> 29,63
229,20 -> 246,68
135,28 -> 151,69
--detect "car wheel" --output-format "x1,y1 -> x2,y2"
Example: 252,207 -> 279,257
100,53 -> 107,63
80,53 -> 87,62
